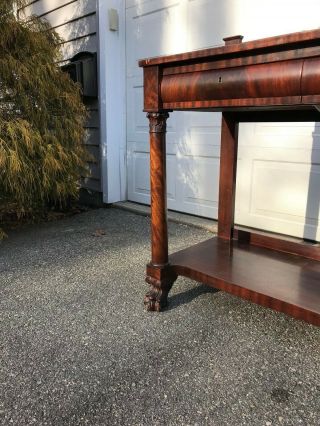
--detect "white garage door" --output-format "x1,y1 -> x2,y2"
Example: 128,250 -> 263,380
126,0 -> 320,240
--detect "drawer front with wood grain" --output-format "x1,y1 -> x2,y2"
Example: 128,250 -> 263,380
161,59 -> 303,109
301,57 -> 320,104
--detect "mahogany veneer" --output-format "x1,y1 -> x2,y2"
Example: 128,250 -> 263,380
140,29 -> 320,325
170,238 -> 320,326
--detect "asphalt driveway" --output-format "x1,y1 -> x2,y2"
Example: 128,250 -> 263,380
1,207 -> 319,425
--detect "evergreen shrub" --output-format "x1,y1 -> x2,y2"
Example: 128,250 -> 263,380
0,0 -> 88,236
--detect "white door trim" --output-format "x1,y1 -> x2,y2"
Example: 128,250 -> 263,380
97,0 -> 126,203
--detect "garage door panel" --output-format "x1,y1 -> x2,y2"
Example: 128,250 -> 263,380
126,0 -> 186,78
178,142 -> 220,158
132,151 -> 150,198
184,127 -> 221,151
236,123 -> 320,241
187,0 -> 237,50
180,155 -> 220,217
127,143 -> 178,205
128,81 -> 146,134
127,78 -> 147,142
127,106 -> 221,216
177,111 -> 222,148
240,122 -> 320,149
127,142 -> 218,213
250,162 -> 316,217
166,155 -> 178,201
178,111 -> 221,130
130,152 -> 177,201
126,0 -> 221,218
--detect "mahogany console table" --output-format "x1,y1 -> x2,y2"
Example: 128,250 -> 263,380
139,29 -> 320,326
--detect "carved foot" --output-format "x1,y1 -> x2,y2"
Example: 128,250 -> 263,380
144,280 -> 169,312
144,272 -> 176,312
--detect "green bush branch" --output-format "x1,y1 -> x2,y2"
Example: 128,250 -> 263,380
0,1 -> 89,237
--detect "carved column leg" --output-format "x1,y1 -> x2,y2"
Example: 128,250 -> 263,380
144,112 -> 177,311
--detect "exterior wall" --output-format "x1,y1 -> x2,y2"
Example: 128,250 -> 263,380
19,0 -> 101,194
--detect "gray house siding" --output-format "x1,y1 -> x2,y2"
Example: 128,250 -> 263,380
19,0 -> 101,194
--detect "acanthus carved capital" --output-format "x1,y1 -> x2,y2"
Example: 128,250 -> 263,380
147,112 -> 169,133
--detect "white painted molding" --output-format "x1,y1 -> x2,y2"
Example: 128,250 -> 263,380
97,0 -> 126,203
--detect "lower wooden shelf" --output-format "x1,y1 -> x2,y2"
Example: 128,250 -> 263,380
169,237 -> 320,326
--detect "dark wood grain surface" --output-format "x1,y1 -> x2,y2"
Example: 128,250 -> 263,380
161,60 -> 303,103
234,229 -> 320,261
148,112 -> 169,266
217,113 -> 238,240
170,237 -> 320,325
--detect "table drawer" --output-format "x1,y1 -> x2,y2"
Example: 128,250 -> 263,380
161,59 -> 303,104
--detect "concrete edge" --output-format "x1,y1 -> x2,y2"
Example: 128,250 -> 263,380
112,201 -> 217,234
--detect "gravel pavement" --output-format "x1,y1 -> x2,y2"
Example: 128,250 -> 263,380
1,207 -> 320,426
